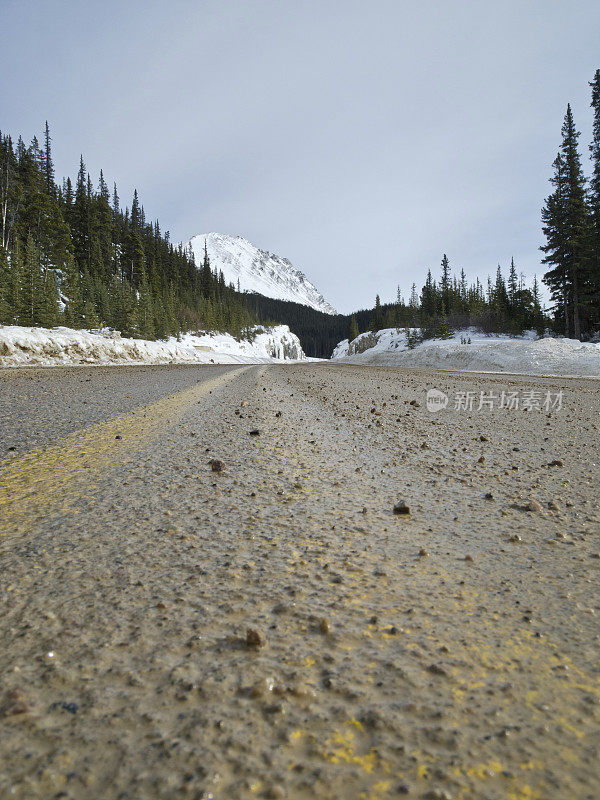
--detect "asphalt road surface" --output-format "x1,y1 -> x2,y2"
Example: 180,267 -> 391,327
1,363 -> 599,800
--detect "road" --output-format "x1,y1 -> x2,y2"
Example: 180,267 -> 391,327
1,363 -> 599,800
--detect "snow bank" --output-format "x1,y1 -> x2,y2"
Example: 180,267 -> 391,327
0,325 -> 306,368
332,327 -> 600,377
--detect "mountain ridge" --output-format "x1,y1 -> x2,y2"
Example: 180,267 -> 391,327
183,232 -> 337,315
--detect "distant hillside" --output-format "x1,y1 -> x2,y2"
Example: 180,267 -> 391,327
243,294 -> 377,358
184,232 -> 337,314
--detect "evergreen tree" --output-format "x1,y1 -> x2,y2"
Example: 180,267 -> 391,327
435,316 -> 453,339
532,275 -> 546,335
421,270 -> 436,317
589,69 -> 600,327
98,170 -> 109,201
137,265 -> 155,338
409,283 -> 419,308
1,135 -> 17,251
153,294 -> 169,339
494,264 -> 509,314
200,239 -> 212,298
440,253 -> 451,313
459,269 -> 468,309
130,189 -> 140,228
29,136 -> 42,170
541,153 -> 570,332
349,315 -> 359,341
7,239 -> 23,322
163,282 -> 178,334
80,268 -> 100,328
107,274 -> 135,334
123,226 -> 144,285
72,155 -> 90,269
542,105 -> 591,338
38,268 -> 60,327
0,245 -> 11,323
42,122 -> 55,195
112,183 -> 120,215
383,307 -> 396,328
508,258 -> 518,308
371,294 -> 384,330
62,252 -> 85,327
82,297 -> 99,329
19,233 -> 43,325
62,177 -> 74,224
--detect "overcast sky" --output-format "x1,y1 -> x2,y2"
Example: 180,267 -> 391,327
1,0 -> 599,313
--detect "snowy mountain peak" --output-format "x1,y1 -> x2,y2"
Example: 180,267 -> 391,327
184,232 -> 337,315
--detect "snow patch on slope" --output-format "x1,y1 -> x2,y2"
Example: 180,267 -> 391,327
184,232 -> 337,315
332,327 -> 600,377
0,325 -> 306,367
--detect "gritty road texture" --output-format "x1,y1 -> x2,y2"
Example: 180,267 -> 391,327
0,363 -> 599,800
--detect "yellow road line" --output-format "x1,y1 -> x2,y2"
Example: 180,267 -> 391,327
0,367 -> 249,536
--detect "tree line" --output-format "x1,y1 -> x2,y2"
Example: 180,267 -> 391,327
244,254 -> 546,357
250,67 -> 600,356
2,71 -> 599,360
0,124 -> 257,337
541,69 -> 600,339
345,69 -> 600,348
353,254 -> 546,344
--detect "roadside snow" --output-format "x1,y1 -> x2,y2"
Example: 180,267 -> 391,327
332,327 -> 600,377
0,325 -> 306,368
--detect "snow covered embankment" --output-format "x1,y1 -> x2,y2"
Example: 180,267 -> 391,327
0,325 -> 306,368
332,328 -> 600,377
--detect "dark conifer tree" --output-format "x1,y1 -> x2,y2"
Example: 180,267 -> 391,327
39,268 -> 60,327
112,183 -> 120,215
72,156 -> 90,269
371,294 -> 384,330
507,258 -> 518,308
440,254 -> 451,314
542,105 -> 591,338
137,265 -> 155,338
1,134 -> 18,251
494,265 -> 509,314
532,275 -> 545,335
130,189 -> 140,228
62,177 -> 74,223
42,122 -> 55,196
0,245 -> 11,323
200,239 -> 212,298
61,253 -> 81,326
409,283 -> 419,309
542,153 -> 570,333
29,136 -> 41,170
98,170 -> 109,201
421,270 -> 436,317
589,69 -> 600,324
19,233 -> 42,325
